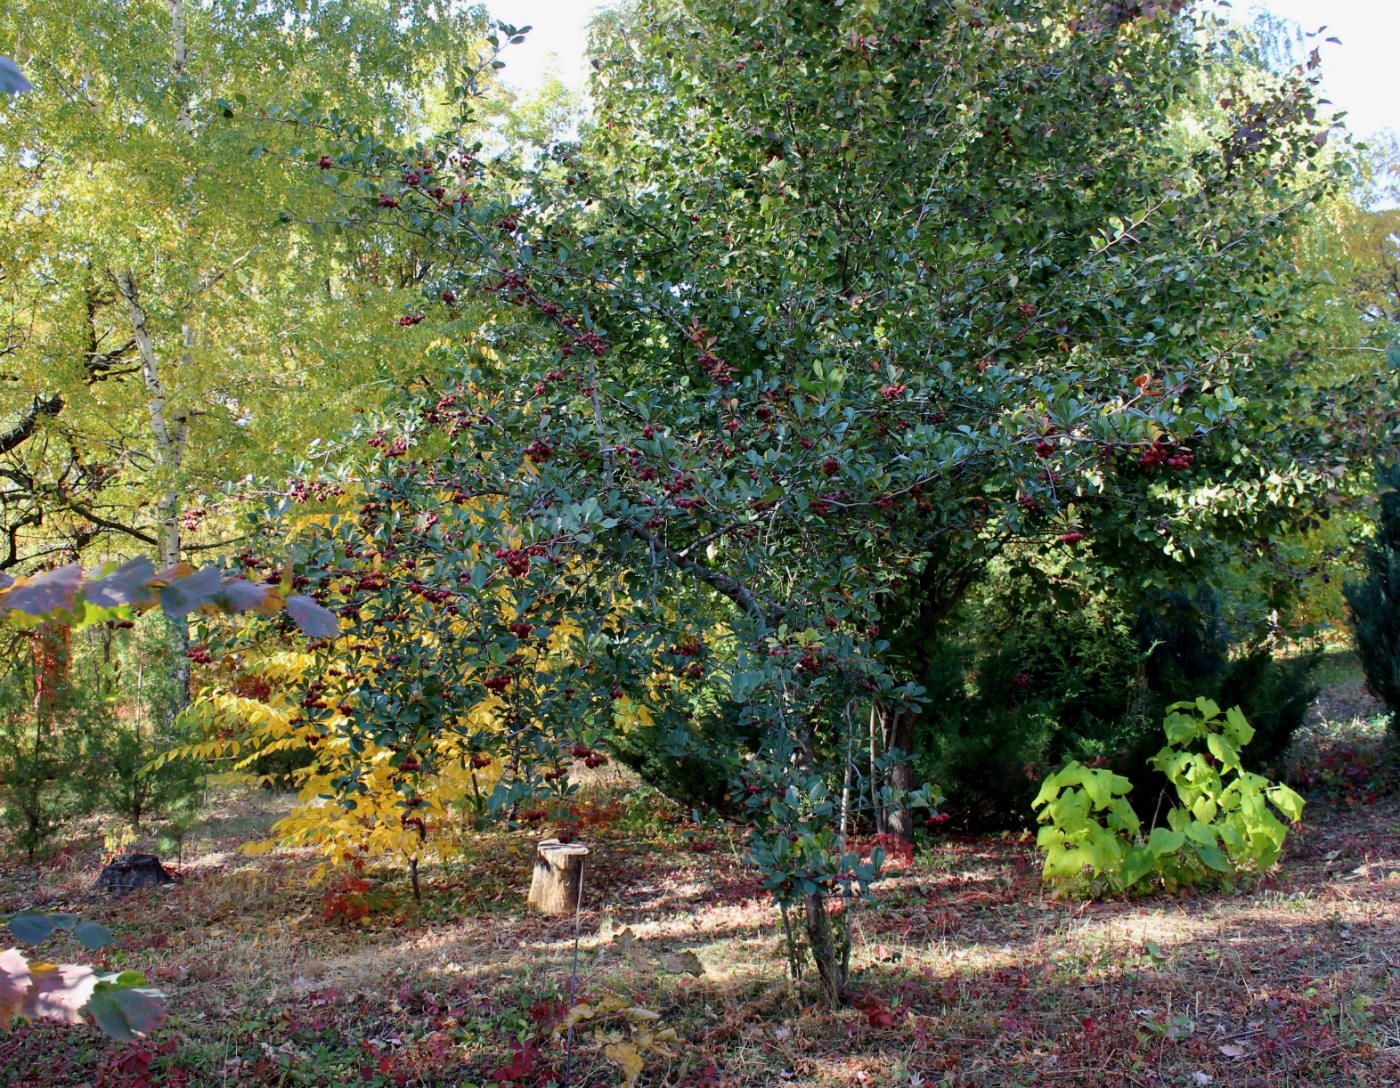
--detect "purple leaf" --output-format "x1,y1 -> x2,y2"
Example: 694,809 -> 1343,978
0,56 -> 32,96
0,564 -> 83,619
213,577 -> 274,614
157,565 -> 224,617
85,558 -> 158,611
285,595 -> 340,638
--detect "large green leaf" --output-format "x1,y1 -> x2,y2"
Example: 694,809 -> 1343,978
86,974 -> 165,1042
72,921 -> 113,951
1268,784 -> 1305,824
1145,826 -> 1185,856
7,912 -> 57,944
1194,844 -> 1231,873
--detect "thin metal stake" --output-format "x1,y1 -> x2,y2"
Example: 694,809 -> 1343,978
562,859 -> 586,1088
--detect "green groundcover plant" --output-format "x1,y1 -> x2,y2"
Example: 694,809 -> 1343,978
1033,698 -> 1304,897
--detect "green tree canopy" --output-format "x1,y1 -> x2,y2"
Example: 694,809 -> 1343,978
259,0 -> 1380,1002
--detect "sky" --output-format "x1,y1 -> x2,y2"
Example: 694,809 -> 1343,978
486,0 -> 1399,141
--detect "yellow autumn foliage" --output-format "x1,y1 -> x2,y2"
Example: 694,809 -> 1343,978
171,644 -> 507,883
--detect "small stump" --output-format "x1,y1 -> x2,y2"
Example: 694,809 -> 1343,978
527,839 -> 589,915
93,853 -> 176,896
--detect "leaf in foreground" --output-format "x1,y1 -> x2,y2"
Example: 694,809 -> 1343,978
86,974 -> 165,1042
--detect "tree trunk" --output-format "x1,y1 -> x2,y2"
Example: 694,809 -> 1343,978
31,624 -> 70,725
870,704 -> 886,836
113,268 -> 191,712
167,0 -> 192,132
527,839 -> 588,914
803,890 -> 846,1007
877,701 -> 918,845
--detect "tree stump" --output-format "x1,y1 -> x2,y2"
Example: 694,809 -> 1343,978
527,839 -> 589,914
93,853 -> 176,896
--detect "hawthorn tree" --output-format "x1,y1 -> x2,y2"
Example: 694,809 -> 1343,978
267,0 -> 1368,1003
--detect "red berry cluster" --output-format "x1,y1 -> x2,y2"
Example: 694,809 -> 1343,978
1137,439 -> 1193,473
493,543 -> 553,577
688,322 -> 735,386
559,330 -> 610,359
300,678 -> 331,710
287,478 -> 345,504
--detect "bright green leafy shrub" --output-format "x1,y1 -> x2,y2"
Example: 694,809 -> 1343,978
1033,699 -> 1305,898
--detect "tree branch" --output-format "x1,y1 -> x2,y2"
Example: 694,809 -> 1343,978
0,394 -> 64,456
620,515 -> 786,623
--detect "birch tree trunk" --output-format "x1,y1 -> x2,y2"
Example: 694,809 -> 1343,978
113,268 -> 191,710
106,0 -> 199,713
168,0 -> 192,135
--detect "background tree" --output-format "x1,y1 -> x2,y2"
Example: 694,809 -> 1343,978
0,0 -> 487,707
1345,461 -> 1400,736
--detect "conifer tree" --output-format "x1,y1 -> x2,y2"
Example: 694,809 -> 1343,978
1345,461 -> 1400,736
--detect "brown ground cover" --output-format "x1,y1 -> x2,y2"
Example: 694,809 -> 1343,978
1,655 -> 1396,1087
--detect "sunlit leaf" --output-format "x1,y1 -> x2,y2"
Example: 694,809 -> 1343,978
604,1041 -> 644,1088
23,963 -> 96,1025
0,948 -> 30,1027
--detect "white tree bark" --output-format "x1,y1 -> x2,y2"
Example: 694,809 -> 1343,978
168,0 -> 191,135
113,267 -> 191,707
